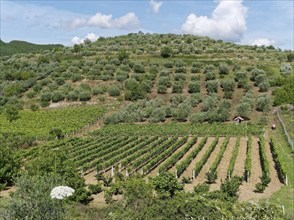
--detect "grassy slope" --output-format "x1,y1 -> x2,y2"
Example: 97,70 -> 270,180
0,39 -> 63,56
266,125 -> 294,219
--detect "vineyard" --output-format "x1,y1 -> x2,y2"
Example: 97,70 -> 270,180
20,126 -> 285,199
0,105 -> 105,139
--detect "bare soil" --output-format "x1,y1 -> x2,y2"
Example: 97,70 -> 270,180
149,136 -> 193,176
210,137 -> 237,191
184,137 -> 225,192
238,137 -> 263,200
169,137 -> 203,174
0,187 -> 16,198
232,137 -> 248,177
180,137 -> 215,179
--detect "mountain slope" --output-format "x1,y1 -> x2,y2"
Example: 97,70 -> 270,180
0,39 -> 64,56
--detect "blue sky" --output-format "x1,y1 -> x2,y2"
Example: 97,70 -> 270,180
1,0 -> 293,50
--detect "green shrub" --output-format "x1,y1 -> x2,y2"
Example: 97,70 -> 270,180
88,183 -> 103,194
79,91 -> 92,101
160,46 -> 173,58
108,85 -> 121,97
194,183 -> 210,194
255,182 -> 265,193
188,81 -> 200,93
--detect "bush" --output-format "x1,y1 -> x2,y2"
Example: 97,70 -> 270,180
206,80 -> 218,94
220,176 -> 242,198
6,174 -> 66,220
194,183 -> 210,194
256,95 -> 271,112
219,64 -> 229,75
255,182 -> 265,193
149,107 -> 166,123
108,85 -> 121,97
188,81 -> 200,93
79,91 -> 92,101
206,171 -> 217,184
51,91 -> 65,103
237,102 -> 252,118
280,63 -> 292,75
172,82 -> 183,93
157,85 -> 167,94
88,183 -> 103,194
189,112 -> 207,123
160,46 -> 173,58
258,80 -> 270,92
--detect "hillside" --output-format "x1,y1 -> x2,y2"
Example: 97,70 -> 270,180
0,39 -> 64,56
0,33 -> 293,219
0,34 -> 293,127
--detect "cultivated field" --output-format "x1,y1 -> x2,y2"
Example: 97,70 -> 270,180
21,128 -> 285,201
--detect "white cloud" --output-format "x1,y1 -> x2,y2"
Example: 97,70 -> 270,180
71,36 -> 83,45
70,18 -> 87,29
250,38 -> 275,47
71,12 -> 139,29
71,33 -> 99,45
150,0 -> 163,13
88,13 -> 113,28
181,0 -> 247,42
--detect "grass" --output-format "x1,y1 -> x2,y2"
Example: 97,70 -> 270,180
281,110 -> 294,141
266,125 -> 294,219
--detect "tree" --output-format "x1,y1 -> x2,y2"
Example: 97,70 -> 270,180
160,46 -> 173,58
4,105 -> 19,123
118,49 -> 130,62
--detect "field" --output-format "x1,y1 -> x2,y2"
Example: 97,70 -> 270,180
18,122 -> 286,202
0,105 -> 105,139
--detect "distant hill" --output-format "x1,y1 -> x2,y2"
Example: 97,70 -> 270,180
0,39 -> 64,56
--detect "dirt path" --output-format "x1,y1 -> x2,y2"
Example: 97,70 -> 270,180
169,137 -> 203,174
238,137 -> 263,200
0,186 -> 16,198
84,171 -> 98,185
185,137 -> 225,192
149,137 -> 193,176
180,137 -> 215,179
210,137 -> 237,191
232,137 -> 248,177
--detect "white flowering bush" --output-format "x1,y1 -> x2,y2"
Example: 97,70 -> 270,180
51,186 -> 75,199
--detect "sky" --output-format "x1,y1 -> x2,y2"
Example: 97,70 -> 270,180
0,0 -> 293,50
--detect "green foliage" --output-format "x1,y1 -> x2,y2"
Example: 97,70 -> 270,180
108,85 -> 121,97
194,183 -> 210,194
124,78 -> 146,101
122,177 -> 154,211
152,172 -> 183,198
118,49 -> 130,62
160,46 -> 173,58
49,128 -> 64,140
3,105 -> 19,123
0,39 -> 63,56
88,183 -> 103,194
219,64 -> 229,75
256,94 -> 271,112
270,138 -> 287,184
220,176 -> 242,199
0,105 -> 105,139
227,137 -> 240,179
6,174 -> 66,220
0,144 -> 20,187
273,74 -> 294,105
188,81 -> 200,93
